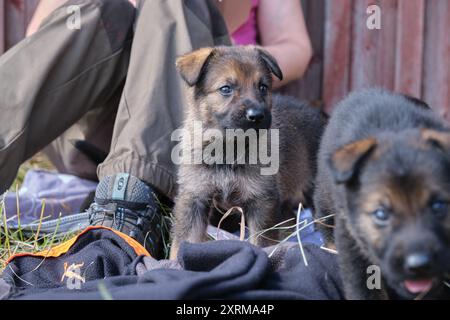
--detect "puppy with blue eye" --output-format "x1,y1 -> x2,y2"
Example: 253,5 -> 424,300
314,89 -> 450,299
169,46 -> 326,260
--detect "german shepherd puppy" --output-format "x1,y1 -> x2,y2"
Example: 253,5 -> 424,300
314,89 -> 450,299
170,46 -> 325,259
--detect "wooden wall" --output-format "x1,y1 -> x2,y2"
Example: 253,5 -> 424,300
283,0 -> 450,118
1,0 -> 449,116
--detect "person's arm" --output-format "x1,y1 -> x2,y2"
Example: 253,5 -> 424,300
257,0 -> 313,88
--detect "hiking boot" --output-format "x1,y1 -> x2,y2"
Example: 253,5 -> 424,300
87,173 -> 162,257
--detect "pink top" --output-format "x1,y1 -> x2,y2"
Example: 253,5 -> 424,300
231,0 -> 260,45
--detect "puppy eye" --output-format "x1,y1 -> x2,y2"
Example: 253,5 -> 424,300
372,208 -> 390,226
259,84 -> 268,94
430,200 -> 448,218
219,85 -> 233,96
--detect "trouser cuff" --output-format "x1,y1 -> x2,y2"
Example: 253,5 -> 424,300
97,157 -> 176,199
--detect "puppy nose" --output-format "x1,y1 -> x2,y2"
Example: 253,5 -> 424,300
245,108 -> 265,123
404,252 -> 432,275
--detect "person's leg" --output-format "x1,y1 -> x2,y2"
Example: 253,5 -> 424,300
42,91 -> 119,182
28,1 -> 135,182
97,0 -> 230,200
0,0 -> 135,193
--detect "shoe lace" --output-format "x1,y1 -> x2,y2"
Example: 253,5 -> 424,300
88,203 -> 155,230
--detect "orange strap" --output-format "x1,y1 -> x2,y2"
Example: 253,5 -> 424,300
6,226 -> 150,265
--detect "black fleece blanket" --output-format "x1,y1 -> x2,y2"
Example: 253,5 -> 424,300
1,228 -> 343,300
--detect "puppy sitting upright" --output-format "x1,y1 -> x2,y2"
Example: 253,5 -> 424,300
170,46 -> 325,259
314,89 -> 450,299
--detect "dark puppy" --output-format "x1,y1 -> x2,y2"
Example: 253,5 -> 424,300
314,88 -> 450,299
170,46 -> 325,259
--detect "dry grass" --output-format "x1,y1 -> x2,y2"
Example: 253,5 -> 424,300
0,154 -> 74,271
0,199 -> 77,271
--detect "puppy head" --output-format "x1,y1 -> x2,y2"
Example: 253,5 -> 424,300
330,129 -> 450,299
176,46 -> 283,131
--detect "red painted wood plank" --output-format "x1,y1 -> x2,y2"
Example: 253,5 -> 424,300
298,0 -> 325,105
422,0 -> 450,118
0,0 -> 5,54
323,0 -> 353,112
394,0 -> 425,98
351,0 -> 382,90
375,0 -> 397,89
280,0 -> 325,107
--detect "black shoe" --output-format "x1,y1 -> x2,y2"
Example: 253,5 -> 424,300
87,174 -> 162,257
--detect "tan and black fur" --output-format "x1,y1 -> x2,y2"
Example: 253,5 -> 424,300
170,46 -> 325,259
314,89 -> 450,299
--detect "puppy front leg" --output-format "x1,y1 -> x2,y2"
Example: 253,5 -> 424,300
170,193 -> 210,260
246,198 -> 281,248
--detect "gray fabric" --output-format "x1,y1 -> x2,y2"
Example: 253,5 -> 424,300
2,169 -> 96,225
136,257 -> 182,276
0,278 -> 10,300
136,242 -> 300,276
136,225 -> 323,275
3,239 -> 343,300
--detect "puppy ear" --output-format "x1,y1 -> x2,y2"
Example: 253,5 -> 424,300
402,94 -> 431,110
257,48 -> 283,81
422,129 -> 450,151
176,47 -> 215,86
329,138 -> 377,184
